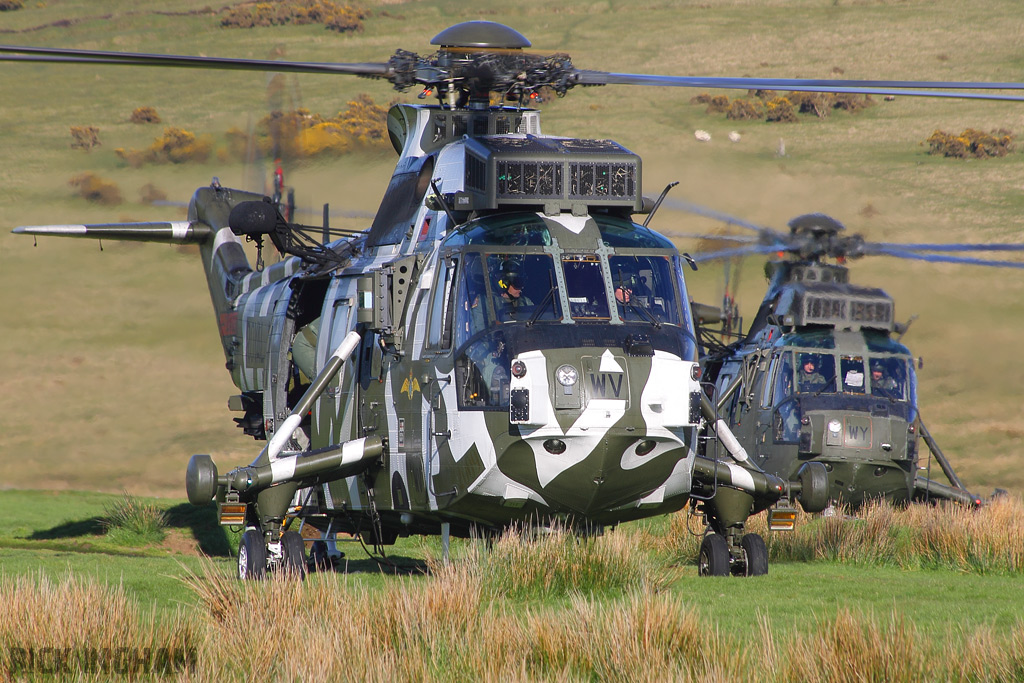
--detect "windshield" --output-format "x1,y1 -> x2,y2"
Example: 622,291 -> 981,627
788,350 -> 912,402
609,255 -> 682,325
562,255 -> 610,319
795,352 -> 836,393
869,356 -> 909,401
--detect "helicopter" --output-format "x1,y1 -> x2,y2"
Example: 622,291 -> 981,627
5,20 -> 1024,579
677,203 -> 1024,513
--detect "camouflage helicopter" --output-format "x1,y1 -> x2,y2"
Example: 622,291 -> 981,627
677,204 -> 1024,516
5,21 -> 1024,579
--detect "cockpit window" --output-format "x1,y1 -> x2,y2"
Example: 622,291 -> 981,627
840,355 -> 866,394
595,215 -> 675,248
609,255 -> 681,325
562,255 -> 610,319
445,213 -> 551,247
869,357 -> 908,400
487,253 -> 561,324
796,352 -> 835,393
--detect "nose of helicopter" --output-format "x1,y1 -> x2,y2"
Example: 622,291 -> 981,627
499,349 -> 700,517
524,432 -> 693,516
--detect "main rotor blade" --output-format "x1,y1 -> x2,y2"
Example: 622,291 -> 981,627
871,246 -> 1024,268
575,71 -> 1024,101
689,245 -> 782,263
662,232 -> 760,244
864,242 -> 1024,254
661,198 -> 788,241
0,44 -> 391,77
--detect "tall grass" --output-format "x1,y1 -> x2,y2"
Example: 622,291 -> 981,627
760,495 -> 1024,574
451,522 -> 675,598
4,529 -> 1024,681
0,572 -> 198,679
101,490 -> 168,546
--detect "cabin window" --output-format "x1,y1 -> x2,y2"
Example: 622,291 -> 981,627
454,253 -> 490,348
608,255 -> 682,325
840,355 -> 866,394
427,258 -> 455,350
455,331 -> 511,409
772,351 -> 794,404
774,397 -> 801,444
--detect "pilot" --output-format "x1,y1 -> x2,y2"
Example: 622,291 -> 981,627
798,355 -> 826,391
613,263 -> 651,306
871,361 -> 900,397
495,269 -> 533,321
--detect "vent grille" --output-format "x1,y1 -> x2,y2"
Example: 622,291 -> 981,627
496,160 -> 562,198
464,136 -> 640,211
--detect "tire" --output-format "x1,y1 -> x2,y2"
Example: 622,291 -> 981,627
741,533 -> 769,577
280,530 -> 307,579
698,533 -> 730,577
309,540 -> 332,573
797,461 -> 830,513
238,529 -> 267,581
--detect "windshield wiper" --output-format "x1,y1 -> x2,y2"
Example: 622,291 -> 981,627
625,299 -> 662,328
526,273 -> 558,327
814,375 -> 837,396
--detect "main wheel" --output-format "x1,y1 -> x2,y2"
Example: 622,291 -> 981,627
698,533 -> 730,577
238,529 -> 267,581
280,530 -> 307,579
741,533 -> 768,577
309,540 -> 332,573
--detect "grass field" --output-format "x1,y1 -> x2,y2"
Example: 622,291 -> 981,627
1,0 -> 1022,497
1,2 -> 1023,678
1,490 -> 1023,680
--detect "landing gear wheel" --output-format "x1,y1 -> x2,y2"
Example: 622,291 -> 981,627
309,540 -> 332,573
741,533 -> 768,577
238,529 -> 267,581
280,530 -> 307,578
698,533 -> 730,577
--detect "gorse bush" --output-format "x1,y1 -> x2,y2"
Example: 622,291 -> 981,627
70,126 -> 100,150
221,0 -> 365,33
226,95 -> 390,161
115,126 -> 213,167
129,106 -> 161,124
101,491 -> 168,546
68,172 -> 122,205
691,91 -> 874,123
926,128 -> 1015,158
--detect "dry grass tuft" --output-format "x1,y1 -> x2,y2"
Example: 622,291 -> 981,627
750,495 -> 1024,573
463,522 -> 676,598
0,572 -> 198,678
